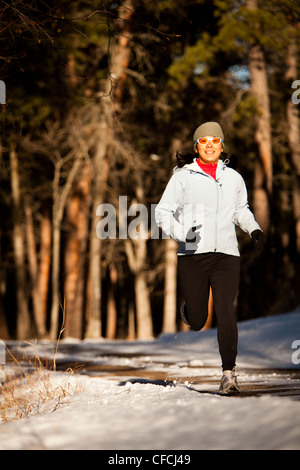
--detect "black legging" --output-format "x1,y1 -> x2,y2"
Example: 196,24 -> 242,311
178,253 -> 240,371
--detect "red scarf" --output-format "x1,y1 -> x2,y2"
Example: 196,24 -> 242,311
197,160 -> 217,180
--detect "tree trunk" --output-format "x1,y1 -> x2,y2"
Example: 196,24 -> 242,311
84,122 -> 109,339
0,229 -> 9,339
25,203 -> 47,338
65,165 -> 91,338
286,37 -> 300,253
9,144 -> 31,339
127,303 -> 136,341
71,165 -> 91,338
49,149 -> 85,340
85,0 -> 134,339
162,138 -> 180,334
38,210 -> 51,334
162,238 -> 177,333
106,263 -> 118,339
50,218 -> 62,340
110,0 -> 133,109
135,268 -> 153,339
123,164 -> 153,339
64,193 -> 81,338
125,237 -> 153,339
247,0 -> 272,233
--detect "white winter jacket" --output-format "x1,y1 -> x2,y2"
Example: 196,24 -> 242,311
155,159 -> 261,256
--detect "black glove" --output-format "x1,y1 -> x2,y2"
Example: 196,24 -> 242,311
251,229 -> 265,250
186,224 -> 202,244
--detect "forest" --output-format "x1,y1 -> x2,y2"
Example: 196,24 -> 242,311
0,0 -> 299,341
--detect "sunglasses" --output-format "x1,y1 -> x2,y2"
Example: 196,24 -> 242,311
196,137 -> 223,145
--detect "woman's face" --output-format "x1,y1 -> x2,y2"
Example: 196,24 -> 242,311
195,135 -> 223,164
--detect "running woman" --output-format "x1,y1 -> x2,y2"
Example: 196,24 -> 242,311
155,122 -> 264,393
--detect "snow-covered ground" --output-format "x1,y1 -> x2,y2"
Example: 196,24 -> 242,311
0,309 -> 299,450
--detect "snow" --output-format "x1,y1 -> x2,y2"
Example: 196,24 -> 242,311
0,309 -> 299,450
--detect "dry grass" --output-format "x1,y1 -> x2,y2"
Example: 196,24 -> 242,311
0,344 -> 82,423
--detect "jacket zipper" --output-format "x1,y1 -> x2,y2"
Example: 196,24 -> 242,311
214,180 -> 219,251
191,167 -> 221,251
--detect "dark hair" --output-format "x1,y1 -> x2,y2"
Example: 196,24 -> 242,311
175,151 -> 195,168
175,150 -> 237,169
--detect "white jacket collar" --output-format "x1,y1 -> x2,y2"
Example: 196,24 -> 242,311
175,158 -> 227,176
